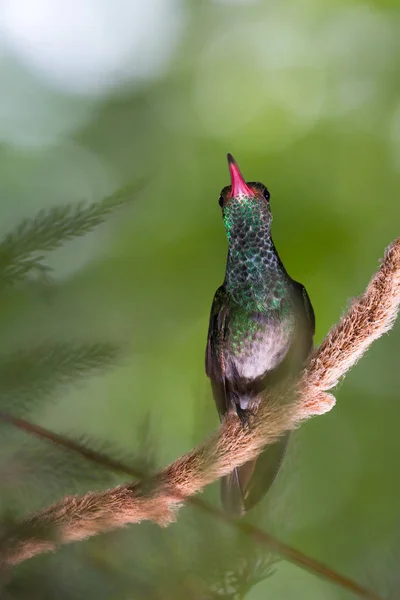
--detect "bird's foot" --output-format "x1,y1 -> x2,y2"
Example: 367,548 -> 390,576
235,405 -> 256,430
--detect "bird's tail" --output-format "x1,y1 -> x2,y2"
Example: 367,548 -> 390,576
220,432 -> 290,516
220,467 -> 246,517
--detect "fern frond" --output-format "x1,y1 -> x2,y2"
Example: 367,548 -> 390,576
0,257 -> 51,286
0,183 -> 139,285
207,550 -> 277,600
0,342 -> 123,416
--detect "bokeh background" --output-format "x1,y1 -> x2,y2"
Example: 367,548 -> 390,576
0,0 -> 400,598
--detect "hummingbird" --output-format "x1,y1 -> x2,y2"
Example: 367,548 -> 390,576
205,154 -> 315,515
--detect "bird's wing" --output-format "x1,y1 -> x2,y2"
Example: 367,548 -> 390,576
300,284 -> 315,337
205,285 -> 231,419
290,280 -> 315,358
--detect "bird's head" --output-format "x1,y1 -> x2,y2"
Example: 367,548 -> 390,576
218,154 -> 272,233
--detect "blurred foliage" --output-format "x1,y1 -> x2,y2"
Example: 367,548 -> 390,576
0,0 -> 399,598
0,185 -> 138,286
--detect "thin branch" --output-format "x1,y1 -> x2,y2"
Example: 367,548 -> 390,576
0,413 -> 381,600
2,237 -> 400,599
0,413 -> 134,477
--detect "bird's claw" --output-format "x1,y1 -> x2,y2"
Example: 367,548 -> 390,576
236,405 -> 256,430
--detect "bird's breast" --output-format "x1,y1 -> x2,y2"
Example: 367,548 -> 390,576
224,313 -> 294,381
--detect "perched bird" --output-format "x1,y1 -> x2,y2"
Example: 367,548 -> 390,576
205,154 -> 315,515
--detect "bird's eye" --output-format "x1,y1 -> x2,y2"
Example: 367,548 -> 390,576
218,194 -> 224,207
263,187 -> 270,201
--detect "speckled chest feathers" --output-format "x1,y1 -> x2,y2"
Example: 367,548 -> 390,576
223,196 -> 287,310
221,195 -> 296,383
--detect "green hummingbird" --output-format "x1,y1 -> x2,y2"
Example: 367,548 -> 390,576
205,154 -> 315,515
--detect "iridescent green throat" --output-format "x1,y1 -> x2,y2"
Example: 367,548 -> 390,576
223,196 -> 288,312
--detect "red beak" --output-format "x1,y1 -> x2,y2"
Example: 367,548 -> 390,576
227,154 -> 255,197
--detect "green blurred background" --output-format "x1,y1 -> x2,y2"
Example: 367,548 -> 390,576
1,0 -> 400,598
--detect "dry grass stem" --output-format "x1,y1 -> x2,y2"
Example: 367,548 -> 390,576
1,238 -> 400,599
0,415 -> 381,600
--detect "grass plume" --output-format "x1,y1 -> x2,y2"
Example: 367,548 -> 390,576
2,237 -> 399,599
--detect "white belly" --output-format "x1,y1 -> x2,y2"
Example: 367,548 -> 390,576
225,319 -> 293,381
